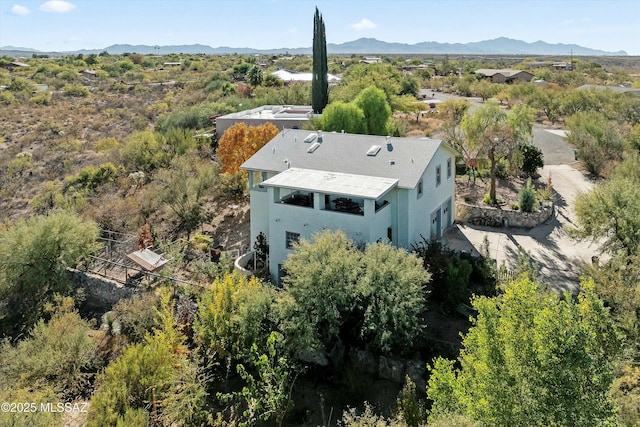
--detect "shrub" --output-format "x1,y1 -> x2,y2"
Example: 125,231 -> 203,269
120,131 -> 169,172
155,103 -> 218,132
518,178 -> 536,212
443,256 -> 473,311
111,293 -> 161,343
483,192 -> 494,205
0,297 -> 98,400
65,163 -> 119,191
519,142 -> 544,176
29,91 -> 51,105
7,152 -> 32,177
0,211 -> 99,337
0,90 -> 15,104
194,272 -> 274,362
93,137 -> 120,152
63,83 -> 90,97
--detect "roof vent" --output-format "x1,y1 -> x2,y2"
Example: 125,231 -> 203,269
303,133 -> 316,143
367,145 -> 382,156
317,131 -> 323,142
307,142 -> 321,153
389,159 -> 395,165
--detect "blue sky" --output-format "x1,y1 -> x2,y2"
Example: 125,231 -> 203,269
1,0 -> 638,55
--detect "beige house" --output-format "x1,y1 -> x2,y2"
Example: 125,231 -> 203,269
475,69 -> 534,83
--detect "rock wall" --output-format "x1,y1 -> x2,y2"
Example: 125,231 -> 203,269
68,268 -> 137,311
348,348 -> 426,390
456,201 -> 553,228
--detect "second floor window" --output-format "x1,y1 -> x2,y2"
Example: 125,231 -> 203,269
436,165 -> 441,186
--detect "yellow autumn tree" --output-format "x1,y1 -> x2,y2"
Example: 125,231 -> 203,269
216,122 -> 279,173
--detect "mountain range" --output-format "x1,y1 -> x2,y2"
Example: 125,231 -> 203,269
0,37 -> 627,57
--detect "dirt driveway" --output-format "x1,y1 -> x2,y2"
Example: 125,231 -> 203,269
444,128 -> 599,294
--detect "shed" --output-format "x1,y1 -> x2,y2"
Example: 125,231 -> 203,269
126,248 -> 169,272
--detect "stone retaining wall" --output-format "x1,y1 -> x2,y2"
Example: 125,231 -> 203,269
456,201 -> 553,228
348,348 -> 426,390
68,268 -> 137,311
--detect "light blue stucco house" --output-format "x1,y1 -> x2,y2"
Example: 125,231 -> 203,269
240,129 -> 458,283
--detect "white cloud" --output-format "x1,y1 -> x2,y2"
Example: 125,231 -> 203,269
350,18 -> 377,31
11,4 -> 30,15
562,16 -> 592,26
39,0 -> 76,13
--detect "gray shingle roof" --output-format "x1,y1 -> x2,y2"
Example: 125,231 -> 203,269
240,129 -> 455,189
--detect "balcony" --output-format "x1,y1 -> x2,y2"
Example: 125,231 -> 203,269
279,192 -> 314,208
324,197 -> 364,216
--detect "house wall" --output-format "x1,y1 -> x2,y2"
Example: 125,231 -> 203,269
406,148 -> 456,245
245,146 -> 457,282
491,74 -> 507,83
216,117 -> 308,137
512,72 -> 534,82
267,194 -> 374,280
247,170 -> 276,246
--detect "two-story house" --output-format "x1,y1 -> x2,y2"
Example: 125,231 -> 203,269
240,129 -> 458,282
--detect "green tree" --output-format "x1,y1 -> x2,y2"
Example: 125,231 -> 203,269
0,211 -> 98,337
517,178 -> 537,212
333,63 -> 402,110
279,230 -> 361,354
427,277 -> 621,426
278,230 -> 429,356
439,99 -> 472,174
247,65 -> 263,87
120,130 -> 169,172
469,79 -> 499,101
518,142 -> 544,176
573,154 -> 640,257
358,243 -> 428,353
312,7 -> 328,113
318,101 -> 366,134
0,296 -> 98,400
355,85 -> 392,136
157,155 -> 217,235
529,87 -> 562,124
566,111 -> 625,176
218,332 -> 297,427
461,102 -> 534,203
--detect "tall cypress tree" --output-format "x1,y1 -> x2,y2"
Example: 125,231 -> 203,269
312,7 -> 328,114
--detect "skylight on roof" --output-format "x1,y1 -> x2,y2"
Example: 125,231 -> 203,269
366,145 -> 382,156
303,133 -> 316,143
307,142 -> 321,153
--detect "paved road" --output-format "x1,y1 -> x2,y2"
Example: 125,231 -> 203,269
445,126 -> 598,293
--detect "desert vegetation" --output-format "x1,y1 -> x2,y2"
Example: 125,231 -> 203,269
1,47 -> 640,425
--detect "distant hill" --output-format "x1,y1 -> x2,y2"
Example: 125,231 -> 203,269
0,37 -> 627,57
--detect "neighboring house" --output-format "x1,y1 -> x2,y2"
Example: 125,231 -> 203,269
215,105 -> 317,137
1,61 -> 30,72
361,56 -> 382,64
271,69 -> 341,84
240,130 -> 458,282
475,69 -> 534,83
80,69 -> 97,79
552,62 -> 573,70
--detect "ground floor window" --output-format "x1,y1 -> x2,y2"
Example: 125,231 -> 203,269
285,231 -> 300,249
